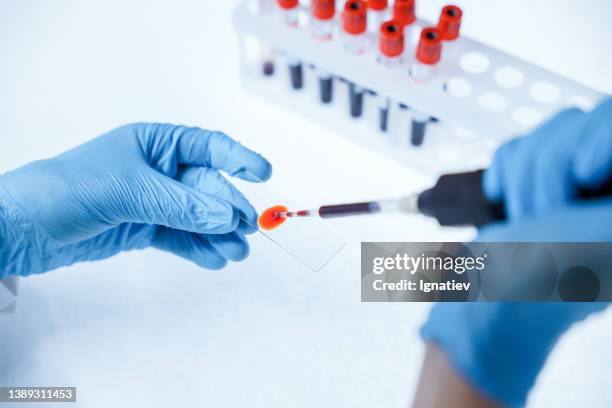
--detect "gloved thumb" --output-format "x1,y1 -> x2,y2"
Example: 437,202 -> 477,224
120,171 -> 238,234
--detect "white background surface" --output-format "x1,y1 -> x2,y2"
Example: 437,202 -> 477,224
1,1 -> 612,407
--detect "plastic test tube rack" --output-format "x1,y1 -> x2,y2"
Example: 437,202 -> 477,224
233,1 -> 607,175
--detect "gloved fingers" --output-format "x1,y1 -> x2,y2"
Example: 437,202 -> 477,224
484,138 -> 536,219
529,108 -> 585,211
208,231 -> 250,262
573,98 -> 612,188
177,166 -> 258,234
152,227 -> 228,270
120,171 -> 239,235
484,108 -> 585,219
137,124 -> 272,182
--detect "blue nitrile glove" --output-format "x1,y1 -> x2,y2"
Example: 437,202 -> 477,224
0,123 -> 272,278
421,98 -> 612,407
484,98 -> 612,220
422,203 -> 612,406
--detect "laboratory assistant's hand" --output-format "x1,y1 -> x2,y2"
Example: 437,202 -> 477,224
421,195 -> 612,406
0,123 -> 272,278
484,98 -> 612,220
421,99 -> 612,407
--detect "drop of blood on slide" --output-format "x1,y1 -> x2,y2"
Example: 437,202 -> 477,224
258,205 -> 288,230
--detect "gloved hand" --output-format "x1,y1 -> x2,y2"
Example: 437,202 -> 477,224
0,123 -> 272,277
422,98 -> 612,407
484,98 -> 612,220
422,202 -> 612,406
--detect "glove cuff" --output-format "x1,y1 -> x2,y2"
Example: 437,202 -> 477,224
0,181 -> 39,278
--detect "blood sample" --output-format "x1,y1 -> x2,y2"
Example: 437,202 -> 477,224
316,68 -> 333,103
310,0 -> 336,103
392,0 -> 416,57
342,0 -> 368,118
410,27 -> 443,146
379,20 -> 404,64
378,98 -> 390,131
377,20 -> 404,131
277,0 -> 304,90
262,60 -> 275,76
258,205 -> 289,230
311,0 -> 335,40
412,27 -> 442,81
392,0 -> 416,27
252,0 -> 276,77
342,0 -> 368,54
437,5 -> 462,41
286,57 -> 304,89
366,0 -> 388,34
410,112 -> 429,145
277,0 -> 299,26
349,83 -> 364,117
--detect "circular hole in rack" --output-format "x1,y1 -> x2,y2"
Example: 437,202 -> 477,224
513,107 -> 543,127
565,95 -> 595,111
494,66 -> 525,88
459,52 -> 491,75
477,92 -> 507,113
444,78 -> 472,99
529,81 -> 560,103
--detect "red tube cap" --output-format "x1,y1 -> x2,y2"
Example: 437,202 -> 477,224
367,0 -> 388,11
343,0 -> 367,34
379,20 -> 404,57
416,27 -> 442,64
438,5 -> 462,40
393,0 -> 416,26
312,0 -> 335,20
277,0 -> 298,9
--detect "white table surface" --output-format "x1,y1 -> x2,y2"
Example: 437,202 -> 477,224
1,1 -> 612,407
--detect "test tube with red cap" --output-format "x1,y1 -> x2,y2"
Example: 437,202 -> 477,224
437,5 -> 462,41
410,27 -> 443,145
412,27 -> 442,81
392,0 -> 415,27
278,0 -> 299,26
311,0 -> 335,40
377,20 -> 404,131
392,0 -> 416,55
342,0 -> 368,118
366,0 -> 389,34
311,0 -> 336,103
277,0 -> 304,90
251,0 -> 277,76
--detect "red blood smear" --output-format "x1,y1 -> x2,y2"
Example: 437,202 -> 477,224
258,205 -> 289,230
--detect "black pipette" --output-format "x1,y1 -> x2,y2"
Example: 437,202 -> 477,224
276,170 -> 612,227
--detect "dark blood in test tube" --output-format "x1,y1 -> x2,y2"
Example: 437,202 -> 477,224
349,83 -> 364,118
379,107 -> 389,132
411,119 -> 427,146
319,76 -> 333,103
319,202 -> 379,218
262,61 -> 275,76
289,63 -> 303,89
